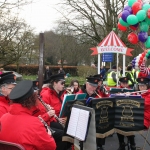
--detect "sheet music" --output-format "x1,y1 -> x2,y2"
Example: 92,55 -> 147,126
75,109 -> 90,141
67,107 -> 90,141
67,107 -> 80,137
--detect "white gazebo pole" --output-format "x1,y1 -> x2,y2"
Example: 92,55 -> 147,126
123,54 -> 126,77
116,53 -> 119,87
98,53 -> 100,74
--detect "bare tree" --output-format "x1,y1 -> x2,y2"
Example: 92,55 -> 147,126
58,0 -> 127,45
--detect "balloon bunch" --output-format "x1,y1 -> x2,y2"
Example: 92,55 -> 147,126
145,50 -> 150,59
132,51 -> 146,69
118,0 -> 150,48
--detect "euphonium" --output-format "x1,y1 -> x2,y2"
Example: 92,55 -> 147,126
38,96 -> 65,128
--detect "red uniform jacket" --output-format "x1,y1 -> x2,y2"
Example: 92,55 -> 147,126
31,99 -> 56,126
0,103 -> 56,150
141,90 -> 150,128
0,95 -> 10,118
40,87 -> 64,116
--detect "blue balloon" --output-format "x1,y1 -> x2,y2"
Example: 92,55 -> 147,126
124,5 -> 133,14
122,10 -> 131,22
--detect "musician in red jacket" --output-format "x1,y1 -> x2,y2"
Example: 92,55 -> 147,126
77,75 -> 106,150
116,77 -> 136,150
40,74 -> 66,124
136,77 -> 150,129
0,72 -> 16,118
0,80 -> 56,150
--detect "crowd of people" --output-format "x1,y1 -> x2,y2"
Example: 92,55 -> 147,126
0,61 -> 150,150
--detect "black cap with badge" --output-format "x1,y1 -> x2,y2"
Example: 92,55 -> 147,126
137,77 -> 150,85
86,75 -> 100,87
0,72 -> 16,85
9,80 -> 34,102
119,77 -> 129,83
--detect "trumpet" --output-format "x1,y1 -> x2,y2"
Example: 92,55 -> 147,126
65,86 -> 74,94
94,90 -> 102,98
38,96 -> 65,128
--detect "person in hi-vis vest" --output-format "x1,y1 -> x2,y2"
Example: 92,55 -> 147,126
125,66 -> 135,89
107,65 -> 117,87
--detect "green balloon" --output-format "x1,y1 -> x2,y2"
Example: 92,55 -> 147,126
148,50 -> 150,54
145,36 -> 150,48
145,17 -> 150,25
127,15 -> 138,25
142,3 -> 150,12
119,18 -> 129,27
140,22 -> 149,32
128,0 -> 137,7
136,10 -> 146,22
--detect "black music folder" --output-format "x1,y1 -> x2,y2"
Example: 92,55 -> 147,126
67,106 -> 91,141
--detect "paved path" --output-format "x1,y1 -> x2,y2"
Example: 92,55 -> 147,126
105,131 -> 150,150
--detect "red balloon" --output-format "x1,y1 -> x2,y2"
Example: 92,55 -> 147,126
130,25 -> 138,30
117,22 -> 127,31
137,0 -> 143,3
132,2 -> 142,15
128,32 -> 138,44
147,9 -> 150,19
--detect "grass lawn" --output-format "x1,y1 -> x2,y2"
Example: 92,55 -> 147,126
22,75 -> 86,87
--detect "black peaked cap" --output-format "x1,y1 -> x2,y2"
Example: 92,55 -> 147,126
49,74 -> 65,82
9,80 -> 34,102
119,77 -> 129,83
137,77 -> 150,85
0,72 -> 16,85
93,74 -> 103,81
86,75 -> 100,87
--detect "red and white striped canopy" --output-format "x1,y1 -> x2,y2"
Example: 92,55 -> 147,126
98,31 -> 126,47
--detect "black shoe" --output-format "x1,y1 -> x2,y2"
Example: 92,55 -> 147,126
97,146 -> 105,150
117,142 -> 126,150
130,145 -> 136,150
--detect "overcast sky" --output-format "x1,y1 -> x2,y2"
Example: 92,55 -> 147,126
17,0 -> 62,33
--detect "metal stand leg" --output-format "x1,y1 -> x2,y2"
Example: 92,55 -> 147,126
79,141 -> 83,150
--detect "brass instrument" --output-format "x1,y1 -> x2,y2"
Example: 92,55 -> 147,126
38,115 -> 55,135
65,86 -> 74,94
38,96 -> 65,128
94,90 -> 102,98
100,84 -> 109,95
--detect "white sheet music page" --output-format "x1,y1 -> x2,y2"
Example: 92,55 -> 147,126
75,109 -> 90,141
67,107 -> 80,137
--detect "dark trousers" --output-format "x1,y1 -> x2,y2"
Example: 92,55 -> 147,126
96,138 -> 105,146
50,122 -> 69,150
117,133 -> 135,145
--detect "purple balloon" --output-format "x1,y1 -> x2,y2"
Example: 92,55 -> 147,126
121,10 -> 131,22
123,5 -> 133,14
132,23 -> 139,27
138,31 -> 148,43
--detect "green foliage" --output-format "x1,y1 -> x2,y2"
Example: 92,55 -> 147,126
77,66 -> 97,78
23,75 -> 37,81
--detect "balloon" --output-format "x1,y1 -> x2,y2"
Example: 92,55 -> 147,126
136,10 -> 146,21
148,50 -> 150,54
145,17 -> 150,25
139,21 -> 149,32
145,36 -> 150,48
127,15 -> 138,25
128,32 -> 138,44
121,10 -> 131,22
119,18 -> 129,27
147,9 -> 150,19
138,31 -> 148,42
137,0 -> 142,3
132,2 -> 142,15
117,22 -> 127,31
128,0 -> 137,7
130,25 -> 138,30
142,3 -> 150,12
124,5 -> 133,13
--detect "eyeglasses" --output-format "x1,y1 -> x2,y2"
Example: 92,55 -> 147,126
60,81 -> 65,85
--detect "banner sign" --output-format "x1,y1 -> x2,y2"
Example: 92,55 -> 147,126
92,97 -> 144,138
